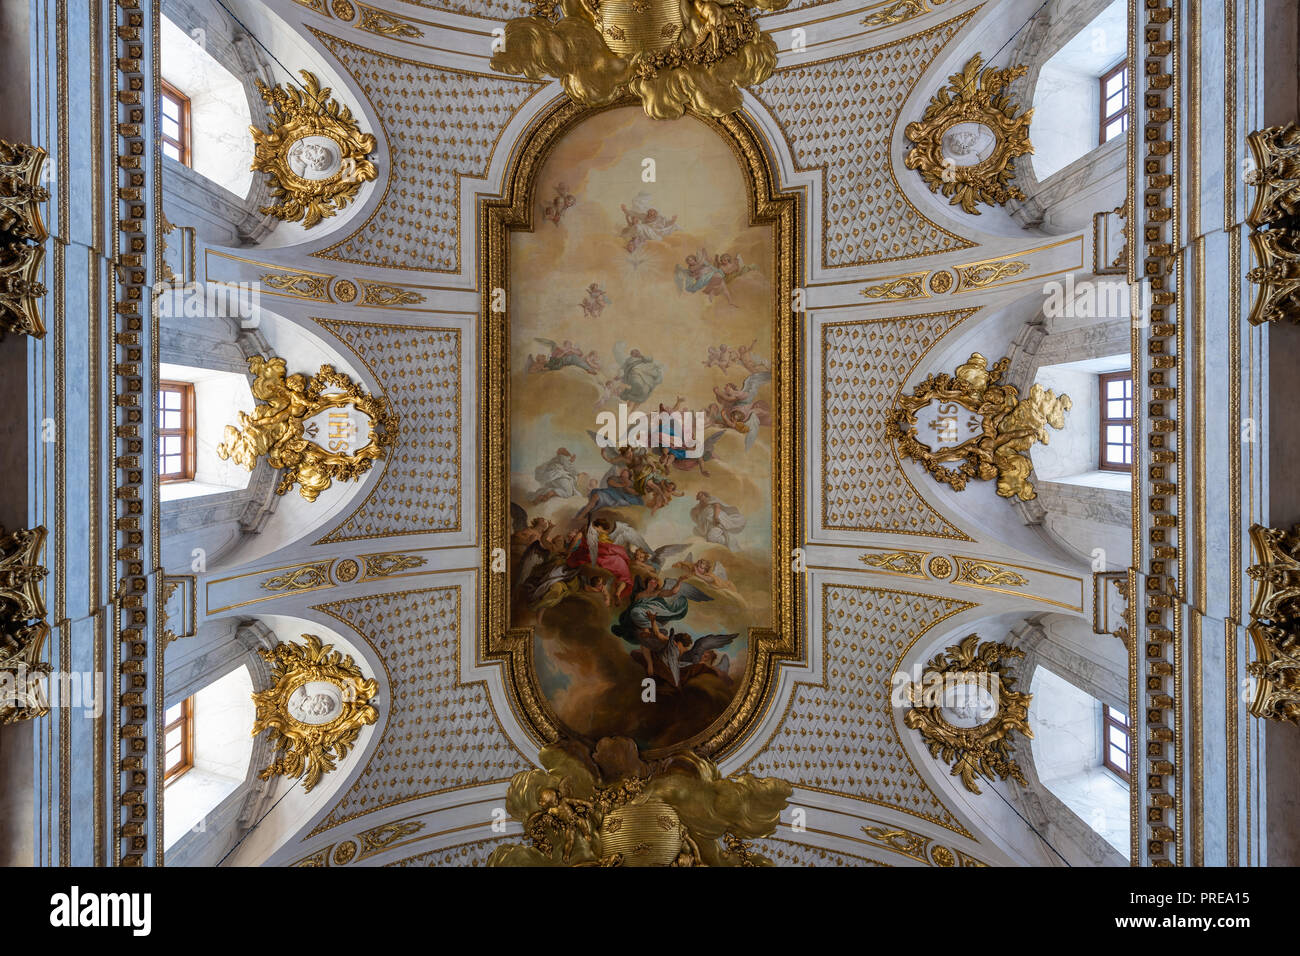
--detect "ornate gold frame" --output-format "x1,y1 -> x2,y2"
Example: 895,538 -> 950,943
887,352 -> 1071,501
903,54 -> 1033,215
250,70 -> 378,229
251,634 -> 379,792
216,355 -> 399,503
479,95 -> 803,760
903,634 -> 1032,794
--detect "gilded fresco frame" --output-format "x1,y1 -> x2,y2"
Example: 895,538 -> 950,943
479,94 -> 803,760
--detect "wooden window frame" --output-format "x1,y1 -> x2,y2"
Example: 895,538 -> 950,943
1098,59 -> 1130,145
158,381 -> 196,483
164,696 -> 194,786
1098,370 -> 1133,473
160,80 -> 192,167
1102,704 -> 1131,781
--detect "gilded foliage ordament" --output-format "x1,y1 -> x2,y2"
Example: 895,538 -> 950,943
216,355 -> 398,502
904,634 -> 1032,794
489,0 -> 792,119
888,352 -> 1070,501
250,71 -> 378,228
904,54 -> 1034,215
251,635 -> 379,792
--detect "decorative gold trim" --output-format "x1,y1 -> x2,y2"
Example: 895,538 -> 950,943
360,280 -> 426,306
216,355 -> 399,503
0,140 -> 49,242
887,352 -> 1071,501
1245,524 -> 1300,723
1245,123 -> 1300,229
489,0 -> 791,119
927,270 -> 953,294
861,0 -> 950,29
361,553 -> 427,578
951,557 -> 1028,589
903,53 -> 1033,215
953,259 -> 1027,292
860,272 -> 929,300
0,525 -> 50,724
263,561 -> 336,593
480,96 -> 802,760
1245,227 -> 1300,326
356,3 -> 424,38
903,634 -> 1031,793
859,822 -> 984,866
159,574 -> 196,644
859,550 -> 926,576
261,271 -> 332,301
0,238 -> 46,338
251,634 -> 379,792
250,70 -> 378,229
926,555 -> 953,580
0,140 -> 50,241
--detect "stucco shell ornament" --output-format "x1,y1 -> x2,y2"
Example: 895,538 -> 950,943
490,0 -> 792,119
250,70 -> 378,228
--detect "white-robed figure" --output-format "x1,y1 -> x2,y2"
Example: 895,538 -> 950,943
531,447 -> 580,503
690,490 -> 747,550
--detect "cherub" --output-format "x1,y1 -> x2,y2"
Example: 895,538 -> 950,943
579,282 -> 611,319
541,182 -> 576,225
673,555 -> 738,594
525,784 -> 595,863
703,343 -> 738,371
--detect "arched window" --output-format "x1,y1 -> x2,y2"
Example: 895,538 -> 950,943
158,363 -> 254,502
1028,666 -> 1129,859
162,666 -> 256,851
160,15 -> 254,198
1031,0 -> 1128,181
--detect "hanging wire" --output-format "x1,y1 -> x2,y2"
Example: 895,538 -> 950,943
210,0 -> 313,98
988,781 -> 1074,866
215,777 -> 302,867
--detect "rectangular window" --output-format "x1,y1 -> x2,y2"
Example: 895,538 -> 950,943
164,697 -> 194,785
160,80 -> 192,166
1103,704 -> 1131,780
1098,370 -> 1133,472
1099,60 -> 1129,144
158,381 -> 196,483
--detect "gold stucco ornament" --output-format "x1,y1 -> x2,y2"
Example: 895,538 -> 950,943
217,355 -> 399,503
489,0 -> 792,119
488,737 -> 791,866
904,53 -> 1034,214
251,634 -> 379,792
250,70 -> 378,228
887,352 -> 1070,501
902,634 -> 1032,794
1245,524 -> 1300,724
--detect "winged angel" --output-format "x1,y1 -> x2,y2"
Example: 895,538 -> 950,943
489,0 -> 792,119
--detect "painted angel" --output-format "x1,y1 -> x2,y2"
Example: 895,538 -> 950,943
531,447 -> 582,503
579,282 -> 611,319
706,370 -> 772,450
619,192 -> 679,254
612,341 -> 663,407
542,181 -> 576,225
673,553 -> 739,595
689,492 -> 747,550
527,338 -> 601,375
